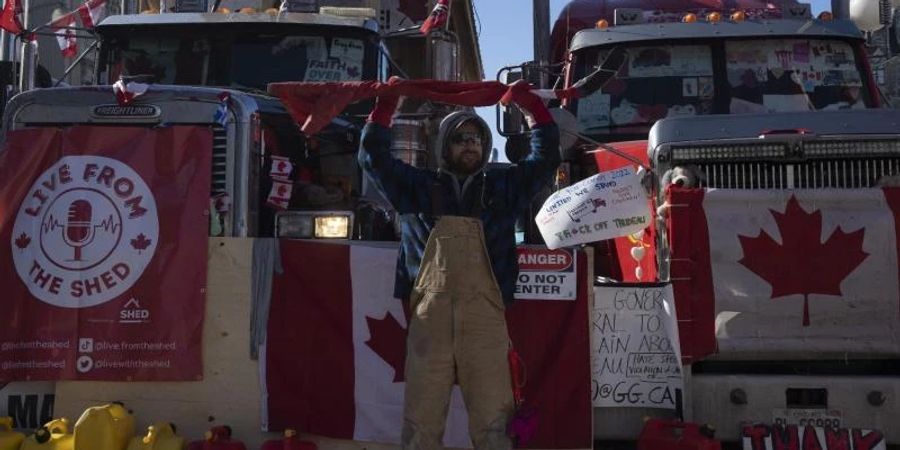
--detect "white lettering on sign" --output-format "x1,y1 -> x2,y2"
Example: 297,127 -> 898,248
11,156 -> 159,308
536,166 -> 650,250
741,424 -> 885,450
592,283 -> 682,409
514,247 -> 577,301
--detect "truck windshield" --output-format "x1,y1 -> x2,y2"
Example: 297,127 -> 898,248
571,38 -> 872,138
102,29 -> 377,90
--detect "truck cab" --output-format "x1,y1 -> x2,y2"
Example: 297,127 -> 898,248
4,2 -> 483,241
504,0 -> 900,445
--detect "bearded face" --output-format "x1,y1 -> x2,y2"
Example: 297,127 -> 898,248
446,121 -> 484,176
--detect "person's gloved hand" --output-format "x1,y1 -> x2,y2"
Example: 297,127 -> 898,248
368,76 -> 403,127
501,80 -> 553,127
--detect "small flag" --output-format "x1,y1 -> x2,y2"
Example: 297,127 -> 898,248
0,0 -> 24,35
51,13 -> 77,58
419,0 -> 449,35
266,177 -> 293,210
77,0 -> 106,28
113,77 -> 150,106
270,155 -> 293,178
214,92 -> 230,127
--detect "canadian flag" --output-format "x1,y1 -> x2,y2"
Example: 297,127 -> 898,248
419,0 -> 449,35
668,188 -> 900,357
266,177 -> 293,210
263,241 -> 592,449
270,155 -> 293,179
112,77 -> 150,106
51,13 -> 77,58
77,0 -> 106,29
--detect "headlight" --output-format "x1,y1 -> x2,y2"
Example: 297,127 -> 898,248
315,215 -> 352,239
276,211 -> 353,239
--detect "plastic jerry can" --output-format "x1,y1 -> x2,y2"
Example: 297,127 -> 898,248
186,427 -> 245,450
74,403 -> 136,450
259,430 -> 317,450
126,423 -> 184,450
637,418 -> 721,450
0,417 -> 25,450
20,419 -> 74,450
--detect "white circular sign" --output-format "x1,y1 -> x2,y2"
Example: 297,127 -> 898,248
11,156 -> 159,308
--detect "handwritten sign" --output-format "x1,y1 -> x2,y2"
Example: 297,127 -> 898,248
304,59 -> 362,82
742,424 -> 885,450
514,247 -> 577,301
536,166 -> 650,250
592,284 -> 682,409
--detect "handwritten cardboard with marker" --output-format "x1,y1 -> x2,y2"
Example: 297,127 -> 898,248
536,166 -> 651,250
592,283 -> 683,409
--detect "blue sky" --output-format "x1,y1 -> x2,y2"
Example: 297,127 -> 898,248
473,0 -> 832,158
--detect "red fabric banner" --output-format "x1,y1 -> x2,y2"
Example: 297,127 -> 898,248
265,241 -> 591,449
268,80 -> 510,135
0,126 -> 211,382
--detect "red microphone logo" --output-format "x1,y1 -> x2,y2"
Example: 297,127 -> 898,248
63,199 -> 95,261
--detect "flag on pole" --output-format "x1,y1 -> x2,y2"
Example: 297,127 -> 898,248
0,0 -> 24,35
77,0 -> 106,29
51,14 -> 77,58
113,77 -> 150,106
419,0 -> 449,35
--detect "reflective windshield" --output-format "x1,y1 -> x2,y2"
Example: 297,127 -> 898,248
571,38 -> 872,138
102,28 -> 377,90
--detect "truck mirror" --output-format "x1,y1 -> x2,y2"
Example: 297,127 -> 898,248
497,67 -> 525,137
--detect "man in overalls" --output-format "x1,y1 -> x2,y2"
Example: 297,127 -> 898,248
359,83 -> 559,450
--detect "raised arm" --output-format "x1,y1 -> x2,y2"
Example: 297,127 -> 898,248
358,92 -> 432,214
504,81 -> 562,207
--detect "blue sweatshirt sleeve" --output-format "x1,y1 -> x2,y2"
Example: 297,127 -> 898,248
509,123 -> 561,209
358,122 -> 432,214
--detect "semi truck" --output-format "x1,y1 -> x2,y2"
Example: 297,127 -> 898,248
502,0 -> 900,445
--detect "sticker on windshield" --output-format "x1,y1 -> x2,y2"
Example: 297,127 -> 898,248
304,59 -> 362,82
576,92 -> 610,132
627,45 -> 712,78
682,78 -> 698,97
274,36 -> 327,61
330,38 -> 365,64
698,77 -> 713,99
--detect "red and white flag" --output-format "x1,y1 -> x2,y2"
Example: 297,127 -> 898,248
264,241 -> 592,449
51,13 -> 77,58
77,0 -> 106,29
112,78 -> 150,106
419,0 -> 449,35
266,177 -> 293,210
668,188 -> 900,357
270,155 -> 293,179
0,0 -> 23,34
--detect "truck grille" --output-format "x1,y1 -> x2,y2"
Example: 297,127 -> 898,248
211,125 -> 227,194
669,140 -> 900,189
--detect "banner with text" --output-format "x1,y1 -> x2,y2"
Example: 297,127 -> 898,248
514,247 -> 577,300
0,126 -> 210,382
591,283 -> 683,409
0,382 -> 55,429
536,166 -> 651,250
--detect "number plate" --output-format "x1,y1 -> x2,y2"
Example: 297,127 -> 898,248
772,408 -> 842,428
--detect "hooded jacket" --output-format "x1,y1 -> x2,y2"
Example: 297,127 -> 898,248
358,111 -> 560,305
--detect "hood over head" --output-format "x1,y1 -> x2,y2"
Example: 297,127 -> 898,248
435,111 -> 493,174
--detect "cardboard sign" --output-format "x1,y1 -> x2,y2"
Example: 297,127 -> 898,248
514,247 -> 577,301
536,166 -> 651,250
304,59 -> 362,82
592,283 -> 682,409
742,424 -> 885,450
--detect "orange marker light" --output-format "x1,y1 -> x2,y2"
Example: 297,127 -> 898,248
682,13 -> 698,23
707,12 -> 722,23
731,10 -> 747,22
216,7 -> 230,13
238,7 -> 256,13
818,11 -> 833,21
596,19 -> 609,29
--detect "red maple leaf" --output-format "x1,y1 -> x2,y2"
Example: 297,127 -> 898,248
130,233 -> 152,253
365,313 -> 407,382
14,232 -> 31,249
738,196 -> 868,326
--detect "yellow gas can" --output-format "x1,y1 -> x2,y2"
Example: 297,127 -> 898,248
20,419 -> 74,450
74,404 -> 135,450
0,417 -> 25,450
126,423 -> 184,450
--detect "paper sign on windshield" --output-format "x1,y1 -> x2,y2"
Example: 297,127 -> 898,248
536,166 -> 651,249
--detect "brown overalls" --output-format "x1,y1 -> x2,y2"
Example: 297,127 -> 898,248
402,216 -> 514,450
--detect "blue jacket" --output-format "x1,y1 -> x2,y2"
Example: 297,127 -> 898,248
358,121 -> 561,305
